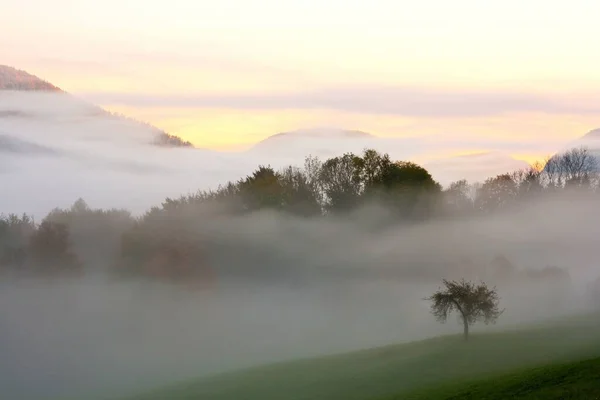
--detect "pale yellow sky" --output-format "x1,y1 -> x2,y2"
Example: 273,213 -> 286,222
3,0 -> 600,162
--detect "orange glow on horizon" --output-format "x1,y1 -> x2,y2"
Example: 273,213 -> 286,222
102,103 -> 598,165
511,153 -> 548,167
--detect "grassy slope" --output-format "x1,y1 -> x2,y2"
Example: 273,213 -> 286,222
399,357 -> 600,399
127,314 -> 600,400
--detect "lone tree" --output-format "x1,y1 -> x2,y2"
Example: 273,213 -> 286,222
426,279 -> 503,341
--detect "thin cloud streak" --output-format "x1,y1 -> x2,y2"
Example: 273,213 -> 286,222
83,86 -> 600,118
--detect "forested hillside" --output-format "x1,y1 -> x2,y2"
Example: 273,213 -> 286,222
1,146 -> 598,289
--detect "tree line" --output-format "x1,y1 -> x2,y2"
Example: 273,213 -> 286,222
105,111 -> 194,148
1,146 -> 599,283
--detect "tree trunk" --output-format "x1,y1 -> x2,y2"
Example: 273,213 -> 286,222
463,318 -> 469,341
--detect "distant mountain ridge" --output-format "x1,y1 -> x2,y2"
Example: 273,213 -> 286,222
105,111 -> 194,148
255,128 -> 373,147
5,64 -> 598,179
0,65 -> 193,148
247,128 -> 379,161
250,128 -> 541,184
560,127 -> 600,157
267,128 -> 373,140
546,127 -> 600,173
582,128 -> 600,139
0,65 -> 61,91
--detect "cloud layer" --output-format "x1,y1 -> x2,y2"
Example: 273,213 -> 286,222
0,91 -> 589,218
84,86 -> 600,118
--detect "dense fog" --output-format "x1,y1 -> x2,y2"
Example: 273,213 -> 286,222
1,194 -> 599,399
1,91 -> 600,399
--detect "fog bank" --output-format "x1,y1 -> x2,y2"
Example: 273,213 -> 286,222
1,192 -> 599,399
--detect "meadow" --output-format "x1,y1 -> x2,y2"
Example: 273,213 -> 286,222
126,312 -> 600,400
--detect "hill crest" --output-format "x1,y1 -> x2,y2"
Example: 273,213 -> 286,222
0,66 -> 193,148
256,128 -> 374,145
0,65 -> 61,91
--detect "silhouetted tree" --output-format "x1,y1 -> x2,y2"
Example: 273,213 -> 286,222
512,166 -> 544,201
118,205 -> 215,287
28,221 -> 80,273
154,132 -> 194,148
44,199 -> 134,268
426,279 -> 503,340
544,147 -> 598,188
0,213 -> 35,268
303,155 -> 325,207
376,161 -> 442,219
442,180 -> 473,217
475,173 -> 518,213
238,166 -> 286,211
360,149 -> 393,191
319,153 -> 364,212
278,165 -> 322,216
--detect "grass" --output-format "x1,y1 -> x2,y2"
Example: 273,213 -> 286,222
125,313 -> 600,400
398,356 -> 600,399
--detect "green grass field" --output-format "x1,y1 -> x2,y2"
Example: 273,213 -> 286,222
126,313 -> 600,400
399,357 -> 600,399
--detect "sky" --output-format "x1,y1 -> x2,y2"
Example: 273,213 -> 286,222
3,0 -> 600,162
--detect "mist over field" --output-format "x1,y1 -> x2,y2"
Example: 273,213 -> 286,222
6,0 -> 600,396
2,90 -> 600,400
1,193 -> 599,399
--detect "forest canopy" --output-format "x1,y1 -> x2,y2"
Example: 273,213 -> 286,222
0,147 -> 597,285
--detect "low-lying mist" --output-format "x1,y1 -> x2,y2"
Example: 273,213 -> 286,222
2,91 -> 600,400
1,191 -> 599,400
0,91 -> 560,217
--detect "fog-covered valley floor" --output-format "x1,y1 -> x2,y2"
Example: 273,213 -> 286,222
3,90 -> 600,400
2,194 -> 599,399
0,275 -> 594,400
